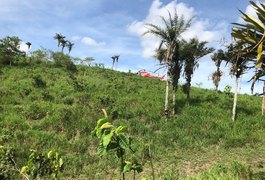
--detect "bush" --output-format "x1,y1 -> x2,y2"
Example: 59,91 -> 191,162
52,52 -> 77,72
32,75 -> 46,88
24,103 -> 47,120
0,145 -> 16,179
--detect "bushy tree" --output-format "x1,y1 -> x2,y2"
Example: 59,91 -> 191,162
0,36 -> 25,65
52,52 -> 77,72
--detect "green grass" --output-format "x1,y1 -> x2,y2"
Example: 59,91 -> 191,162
1,62 -> 265,179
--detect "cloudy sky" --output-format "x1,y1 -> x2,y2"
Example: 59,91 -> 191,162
1,0 -> 264,94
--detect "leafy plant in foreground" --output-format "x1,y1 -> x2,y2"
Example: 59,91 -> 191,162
20,149 -> 63,179
0,145 -> 16,179
94,109 -> 142,180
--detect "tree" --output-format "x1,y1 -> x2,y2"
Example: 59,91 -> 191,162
60,39 -> 67,53
25,42 -> 31,50
231,0 -> 265,115
211,50 -> 226,91
53,33 -> 65,50
144,11 -> 191,117
66,41 -> 74,54
225,44 -> 248,121
182,38 -> 214,99
0,36 -> 25,65
111,55 -> 120,70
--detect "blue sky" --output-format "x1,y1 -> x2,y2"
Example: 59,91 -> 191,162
1,0 -> 264,94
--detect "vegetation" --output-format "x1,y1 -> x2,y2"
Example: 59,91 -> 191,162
94,109 -> 142,180
144,11 -> 192,117
1,1 -> 265,179
0,52 -> 265,178
232,0 -> 265,115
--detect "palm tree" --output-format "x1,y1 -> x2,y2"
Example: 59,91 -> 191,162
232,0 -> 265,115
25,42 -> 31,50
111,55 -> 120,70
182,38 -> 214,99
53,33 -> 65,50
60,39 -> 67,53
144,11 -> 192,117
66,41 -> 74,54
225,44 -> 248,121
211,50 -> 226,91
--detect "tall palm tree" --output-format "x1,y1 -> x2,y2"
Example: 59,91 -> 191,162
211,50 -> 226,91
144,11 -> 192,117
53,33 -> 65,50
25,42 -> 31,56
60,39 -> 67,53
66,41 -> 74,54
182,38 -> 214,99
225,44 -> 248,121
232,0 -> 265,115
25,42 -> 31,50
111,55 -> 120,70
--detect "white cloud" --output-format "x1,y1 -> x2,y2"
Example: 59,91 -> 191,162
19,42 -> 30,52
128,0 -> 226,58
71,36 -> 81,41
81,37 -> 106,47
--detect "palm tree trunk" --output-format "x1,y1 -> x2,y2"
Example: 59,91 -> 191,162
187,75 -> 191,99
261,81 -> 265,116
232,78 -> 239,121
172,87 -> 176,115
164,69 -> 170,120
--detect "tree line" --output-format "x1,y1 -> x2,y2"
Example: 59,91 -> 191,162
144,0 -> 265,121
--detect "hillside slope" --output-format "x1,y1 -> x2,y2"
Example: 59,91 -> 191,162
1,63 -> 265,179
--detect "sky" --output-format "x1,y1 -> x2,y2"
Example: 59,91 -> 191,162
1,0 -> 264,94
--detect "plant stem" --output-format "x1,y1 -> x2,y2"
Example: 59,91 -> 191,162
149,145 -> 155,180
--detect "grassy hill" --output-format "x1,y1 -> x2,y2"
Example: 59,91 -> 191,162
1,61 -> 265,179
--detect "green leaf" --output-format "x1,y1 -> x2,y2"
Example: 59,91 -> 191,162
20,166 -> 28,174
239,10 -> 265,31
115,126 -> 127,134
123,163 -> 132,173
100,122 -> 114,130
96,118 -> 108,129
102,130 -> 114,148
59,158 -> 63,167
135,164 -> 143,173
118,134 -> 130,149
98,142 -> 106,156
47,150 -> 53,158
102,109 -> 108,118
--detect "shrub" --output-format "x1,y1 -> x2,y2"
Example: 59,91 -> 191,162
24,103 -> 47,120
32,75 -> 46,88
52,52 -> 77,72
0,145 -> 16,179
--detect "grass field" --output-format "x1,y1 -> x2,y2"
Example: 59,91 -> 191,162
1,61 -> 265,179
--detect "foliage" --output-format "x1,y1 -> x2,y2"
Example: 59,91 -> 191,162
20,149 -> 63,179
181,38 -> 214,98
224,85 -> 232,95
231,0 -> 265,91
1,63 -> 265,178
0,36 -> 25,65
144,11 -> 192,116
211,49 -> 226,91
0,145 -> 16,179
52,52 -> 77,72
94,109 -> 142,179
